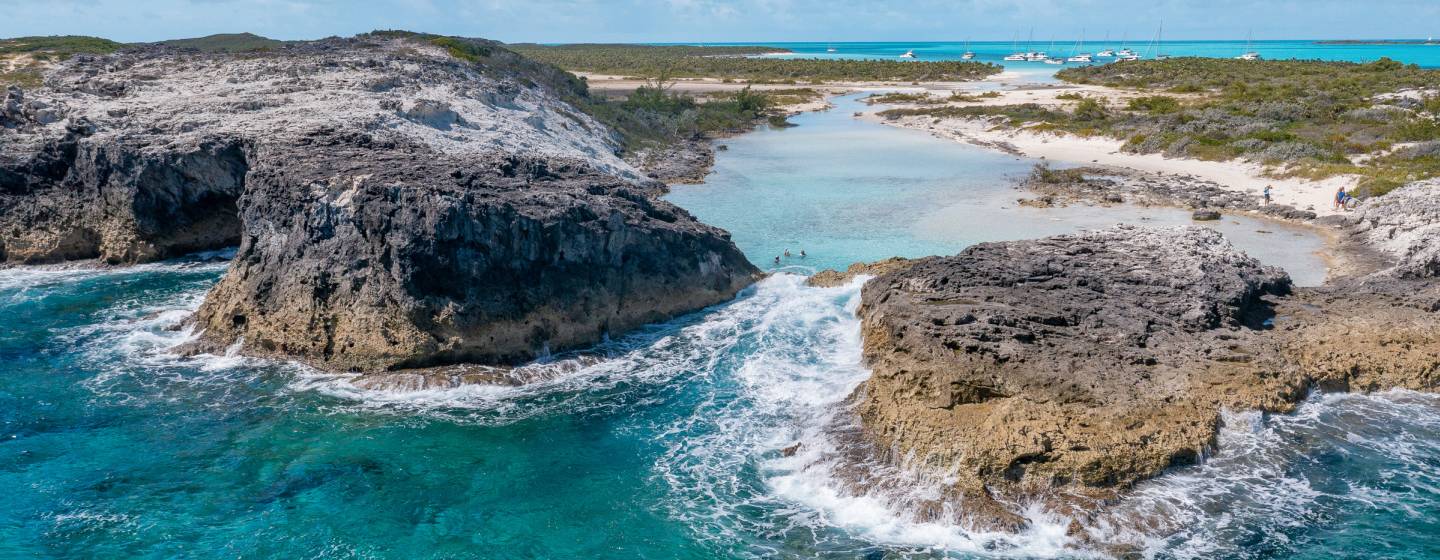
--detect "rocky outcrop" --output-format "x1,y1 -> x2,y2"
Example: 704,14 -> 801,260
849,223 -> 1440,533
805,257 -> 913,287
1347,179 -> 1440,279
1,34 -> 759,370
1020,165 -> 1320,221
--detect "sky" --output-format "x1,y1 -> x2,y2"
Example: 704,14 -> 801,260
2,0 -> 1438,44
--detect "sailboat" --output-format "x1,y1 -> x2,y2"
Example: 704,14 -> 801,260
1115,32 -> 1138,60
1236,30 -> 1261,60
826,42 -> 837,52
1024,29 -> 1049,61
1067,30 -> 1094,63
1004,31 -> 1026,60
961,39 -> 975,60
1096,31 -> 1115,57
1043,38 -> 1064,64
1152,22 -> 1171,60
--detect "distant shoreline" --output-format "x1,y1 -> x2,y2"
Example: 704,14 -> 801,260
1315,40 -> 1439,45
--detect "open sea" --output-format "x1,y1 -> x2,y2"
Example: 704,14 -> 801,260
694,40 -> 1440,82
3,83 -> 1439,558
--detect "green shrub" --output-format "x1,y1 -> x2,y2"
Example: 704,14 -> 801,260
1127,95 -> 1181,114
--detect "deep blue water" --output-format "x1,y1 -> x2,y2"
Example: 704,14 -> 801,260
2,94 -> 1439,558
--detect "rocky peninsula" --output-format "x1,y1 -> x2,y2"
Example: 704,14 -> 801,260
834,180 -> 1440,537
0,33 -> 759,371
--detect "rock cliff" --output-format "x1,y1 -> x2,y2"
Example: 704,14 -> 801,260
1,34 -> 759,370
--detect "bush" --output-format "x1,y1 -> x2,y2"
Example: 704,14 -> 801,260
1127,95 -> 1181,114
1073,98 -> 1108,121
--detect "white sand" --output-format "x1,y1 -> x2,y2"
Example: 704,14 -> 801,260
881,114 -> 1355,217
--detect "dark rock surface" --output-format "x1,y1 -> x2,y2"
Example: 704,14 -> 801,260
2,34 -> 760,371
847,223 -> 1440,533
1020,165 -> 1319,221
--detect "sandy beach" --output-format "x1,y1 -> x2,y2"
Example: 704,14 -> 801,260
860,82 -> 1358,217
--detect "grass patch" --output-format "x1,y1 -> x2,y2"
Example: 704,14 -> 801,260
158,33 -> 285,52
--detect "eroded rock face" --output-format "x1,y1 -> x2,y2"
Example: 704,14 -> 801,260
1350,179 -> 1440,279
2,35 -> 760,370
848,222 -> 1440,535
190,144 -> 756,371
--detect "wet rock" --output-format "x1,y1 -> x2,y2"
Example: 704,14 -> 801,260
806,257 -> 914,288
845,221 -> 1440,532
1191,209 -> 1221,220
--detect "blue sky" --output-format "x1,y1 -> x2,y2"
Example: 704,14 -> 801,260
3,0 -> 1437,43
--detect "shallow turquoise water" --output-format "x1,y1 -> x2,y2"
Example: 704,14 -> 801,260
668,94 -> 1331,286
2,96 -> 1438,559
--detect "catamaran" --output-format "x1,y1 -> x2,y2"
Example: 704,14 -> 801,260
1236,31 -> 1261,60
1067,30 -> 1094,63
1114,32 -> 1137,59
1004,32 -> 1026,60
1041,37 -> 1061,63
1096,32 -> 1115,57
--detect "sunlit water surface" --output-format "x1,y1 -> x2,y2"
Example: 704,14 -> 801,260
2,94 -> 1437,559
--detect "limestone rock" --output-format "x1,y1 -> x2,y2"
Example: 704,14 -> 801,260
1,34 -> 760,371
805,257 -> 914,287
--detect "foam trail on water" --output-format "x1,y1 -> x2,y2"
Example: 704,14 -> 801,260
1082,390 -> 1440,558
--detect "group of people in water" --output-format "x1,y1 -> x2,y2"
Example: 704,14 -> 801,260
773,249 -> 806,266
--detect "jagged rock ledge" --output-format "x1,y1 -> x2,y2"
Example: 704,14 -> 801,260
1,34 -> 760,372
835,203 -> 1440,537
1018,164 -> 1321,222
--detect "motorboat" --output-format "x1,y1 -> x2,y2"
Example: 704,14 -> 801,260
900,49 -> 918,58
1044,57 -> 1065,65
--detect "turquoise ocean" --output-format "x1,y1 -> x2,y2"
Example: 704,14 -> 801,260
3,47 -> 1440,559
698,40 -> 1440,82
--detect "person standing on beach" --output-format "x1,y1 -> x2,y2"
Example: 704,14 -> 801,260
1263,185 -> 1272,205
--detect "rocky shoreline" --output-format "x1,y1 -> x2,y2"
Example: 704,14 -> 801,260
1,34 -> 760,372
815,179 -> 1440,542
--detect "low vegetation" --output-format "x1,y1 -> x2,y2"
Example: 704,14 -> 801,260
884,57 -> 1440,196
1,35 -> 123,87
158,33 -> 286,52
507,43 -> 1001,83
